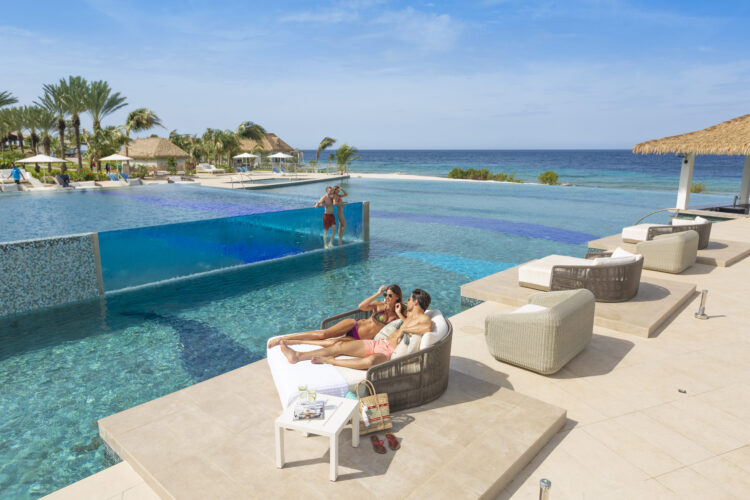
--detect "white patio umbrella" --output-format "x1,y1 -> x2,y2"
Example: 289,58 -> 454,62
267,152 -> 293,159
232,153 -> 259,159
16,154 -> 73,164
99,153 -> 133,162
16,154 -> 74,183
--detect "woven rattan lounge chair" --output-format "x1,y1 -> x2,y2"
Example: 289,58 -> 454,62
485,289 -> 595,374
635,230 -> 699,273
518,253 -> 643,303
622,220 -> 711,250
321,309 -> 453,412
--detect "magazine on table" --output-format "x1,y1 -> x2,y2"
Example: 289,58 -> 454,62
293,400 -> 325,420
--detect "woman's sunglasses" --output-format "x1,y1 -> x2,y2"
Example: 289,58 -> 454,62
383,292 -> 396,298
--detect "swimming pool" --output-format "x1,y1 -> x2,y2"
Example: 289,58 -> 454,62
0,178 -> 732,498
0,184 -> 312,244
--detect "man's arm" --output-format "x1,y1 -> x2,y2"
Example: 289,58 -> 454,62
314,194 -> 327,207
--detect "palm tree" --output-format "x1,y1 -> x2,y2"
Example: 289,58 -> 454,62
6,107 -> 26,153
31,107 -> 57,157
36,83 -> 67,159
235,121 -> 266,142
335,143 -> 360,173
123,108 -> 164,169
0,90 -> 17,109
83,125 -> 129,167
85,80 -> 128,131
316,137 -> 336,162
0,108 -> 13,151
58,76 -> 88,171
84,80 -> 127,168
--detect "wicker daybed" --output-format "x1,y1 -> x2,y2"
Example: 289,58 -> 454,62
321,309 -> 453,412
622,221 -> 711,249
518,253 -> 644,303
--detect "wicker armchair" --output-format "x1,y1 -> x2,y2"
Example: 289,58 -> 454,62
546,254 -> 643,303
485,289 -> 595,374
647,222 -> 711,250
636,230 -> 699,274
321,309 -> 453,412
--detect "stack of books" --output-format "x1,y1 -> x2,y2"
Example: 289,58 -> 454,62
293,400 -> 325,420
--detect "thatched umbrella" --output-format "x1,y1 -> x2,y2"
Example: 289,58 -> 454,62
633,113 -> 750,210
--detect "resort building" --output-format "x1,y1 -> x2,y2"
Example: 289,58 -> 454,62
238,132 -> 294,154
120,137 -> 190,173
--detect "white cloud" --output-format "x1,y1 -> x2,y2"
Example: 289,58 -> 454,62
374,7 -> 462,51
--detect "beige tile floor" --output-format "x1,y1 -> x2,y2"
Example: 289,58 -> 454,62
448,218 -> 750,499
47,217 -> 750,499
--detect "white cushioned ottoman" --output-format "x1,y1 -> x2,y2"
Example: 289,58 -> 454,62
621,223 -> 659,243
518,255 -> 592,290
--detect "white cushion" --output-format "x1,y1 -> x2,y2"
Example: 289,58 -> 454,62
611,247 -> 636,258
510,304 -> 549,314
517,255 -> 592,288
622,224 -> 659,242
419,309 -> 449,350
672,216 -> 709,226
373,319 -> 402,341
695,216 -> 709,224
592,255 -> 639,267
334,365 -> 367,393
267,341 -> 349,408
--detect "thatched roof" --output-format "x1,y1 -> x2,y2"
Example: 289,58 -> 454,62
239,133 -> 294,154
121,137 -> 189,159
633,113 -> 750,156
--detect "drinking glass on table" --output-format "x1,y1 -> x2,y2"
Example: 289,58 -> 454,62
308,390 -> 317,401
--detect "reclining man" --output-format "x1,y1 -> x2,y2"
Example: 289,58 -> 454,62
280,289 -> 433,370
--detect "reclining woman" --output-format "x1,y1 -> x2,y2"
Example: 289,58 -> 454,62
267,284 -> 405,349
280,289 -> 432,370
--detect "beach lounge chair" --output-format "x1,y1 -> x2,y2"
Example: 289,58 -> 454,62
106,173 -> 121,182
635,230 -> 699,273
517,250 -> 643,302
196,163 -> 225,174
485,289 -> 595,374
120,173 -> 130,181
621,216 -> 711,249
272,167 -> 282,174
54,174 -> 73,188
267,309 -> 453,412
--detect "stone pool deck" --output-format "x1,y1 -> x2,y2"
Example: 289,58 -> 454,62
46,218 -> 750,499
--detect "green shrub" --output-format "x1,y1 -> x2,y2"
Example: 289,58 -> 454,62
493,172 -> 508,181
167,156 -> 177,175
0,150 -> 25,167
448,168 -> 467,179
538,170 -> 559,185
691,182 -> 706,193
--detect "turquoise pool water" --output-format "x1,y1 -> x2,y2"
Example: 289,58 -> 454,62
0,178 -> 732,498
0,184 -> 312,244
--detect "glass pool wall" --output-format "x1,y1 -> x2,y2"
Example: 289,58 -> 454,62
98,203 -> 364,291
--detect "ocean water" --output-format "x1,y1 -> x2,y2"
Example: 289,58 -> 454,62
301,149 -> 746,194
0,153 -> 741,498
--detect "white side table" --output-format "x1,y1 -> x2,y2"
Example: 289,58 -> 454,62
275,394 -> 360,481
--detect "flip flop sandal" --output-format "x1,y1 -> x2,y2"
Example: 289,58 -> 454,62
385,432 -> 400,450
370,435 -> 386,454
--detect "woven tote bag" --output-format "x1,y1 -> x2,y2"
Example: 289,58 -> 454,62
356,380 -> 392,435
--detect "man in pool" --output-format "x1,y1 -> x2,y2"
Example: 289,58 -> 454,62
267,285 -> 405,349
280,289 -> 433,370
314,186 -> 336,248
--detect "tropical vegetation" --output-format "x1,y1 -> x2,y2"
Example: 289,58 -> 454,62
448,167 -> 524,183
334,143 -> 359,173
537,170 -> 559,185
691,181 -> 707,193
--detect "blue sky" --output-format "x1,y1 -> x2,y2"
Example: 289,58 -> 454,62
3,0 -> 749,148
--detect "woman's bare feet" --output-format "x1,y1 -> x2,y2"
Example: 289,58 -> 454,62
267,337 -> 282,349
280,341 -> 300,364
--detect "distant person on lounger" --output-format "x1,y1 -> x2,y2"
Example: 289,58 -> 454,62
315,186 -> 336,248
279,289 -> 433,370
267,285 -> 405,349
